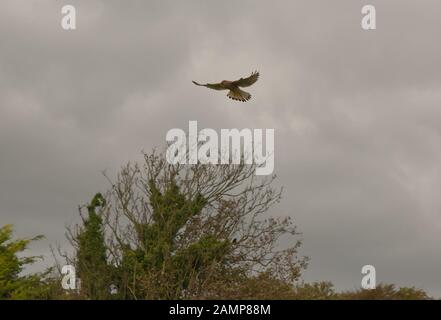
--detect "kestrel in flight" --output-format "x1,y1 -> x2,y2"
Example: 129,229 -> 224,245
192,71 -> 260,102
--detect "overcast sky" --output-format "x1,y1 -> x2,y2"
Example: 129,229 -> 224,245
1,0 -> 441,297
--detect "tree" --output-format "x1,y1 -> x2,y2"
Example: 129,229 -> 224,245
0,225 -> 49,299
291,282 -> 431,300
67,193 -> 112,299
62,148 -> 432,300
293,282 -> 338,300
85,149 -> 308,299
339,283 -> 431,300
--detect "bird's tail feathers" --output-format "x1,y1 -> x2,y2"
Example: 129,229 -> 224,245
227,88 -> 251,102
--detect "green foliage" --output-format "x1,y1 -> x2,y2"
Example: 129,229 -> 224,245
0,224 -> 49,300
116,179 -> 230,299
293,282 -> 338,300
339,283 -> 431,300
137,181 -> 207,269
291,282 -> 430,300
76,193 -> 111,299
202,272 -> 298,300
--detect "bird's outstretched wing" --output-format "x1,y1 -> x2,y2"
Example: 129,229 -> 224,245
232,71 -> 259,88
192,81 -> 224,91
